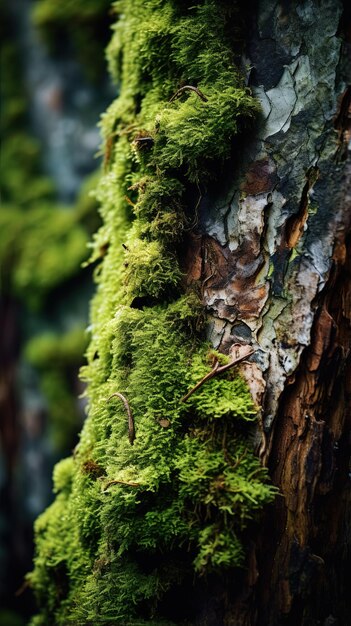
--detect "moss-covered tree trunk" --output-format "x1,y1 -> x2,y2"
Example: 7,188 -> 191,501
29,1 -> 350,625
194,1 -> 351,624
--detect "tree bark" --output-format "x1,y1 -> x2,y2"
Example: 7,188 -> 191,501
185,1 -> 351,623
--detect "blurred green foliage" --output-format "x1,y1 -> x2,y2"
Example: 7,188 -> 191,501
25,328 -> 89,450
0,5 -> 100,306
32,0 -> 112,82
0,204 -> 89,308
0,610 -> 25,626
0,1 -> 101,455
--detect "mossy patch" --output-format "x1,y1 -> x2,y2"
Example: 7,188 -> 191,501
29,2 -> 276,624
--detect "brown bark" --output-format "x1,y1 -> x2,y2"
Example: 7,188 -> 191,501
185,1 -> 351,623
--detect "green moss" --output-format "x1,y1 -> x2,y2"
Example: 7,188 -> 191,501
28,462 -> 92,625
53,457 -> 75,494
154,85 -> 258,181
29,2 -> 276,624
30,298 -> 275,624
124,235 -> 182,300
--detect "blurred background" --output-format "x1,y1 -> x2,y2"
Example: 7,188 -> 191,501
0,1 -> 113,622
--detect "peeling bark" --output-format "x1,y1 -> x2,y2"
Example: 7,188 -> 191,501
189,1 -> 351,623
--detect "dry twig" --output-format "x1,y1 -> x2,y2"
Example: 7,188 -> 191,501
133,136 -> 154,144
107,392 -> 135,444
181,345 -> 255,403
103,479 -> 140,490
169,85 -> 208,103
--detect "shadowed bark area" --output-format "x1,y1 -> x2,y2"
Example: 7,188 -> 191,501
185,1 -> 351,623
262,235 -> 351,626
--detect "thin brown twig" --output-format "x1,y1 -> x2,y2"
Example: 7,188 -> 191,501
124,195 -> 136,207
133,136 -> 154,144
181,359 -> 220,403
107,392 -> 135,444
15,580 -> 29,597
169,85 -> 208,103
202,272 -> 215,287
181,346 -> 255,403
185,180 -> 202,231
230,447 -> 248,472
103,479 -> 140,489
103,135 -> 114,171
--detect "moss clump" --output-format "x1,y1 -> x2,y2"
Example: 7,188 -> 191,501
29,2 -> 276,624
28,458 -> 92,626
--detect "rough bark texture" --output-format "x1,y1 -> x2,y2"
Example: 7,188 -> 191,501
186,1 -> 351,623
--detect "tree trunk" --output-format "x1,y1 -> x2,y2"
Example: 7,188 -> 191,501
193,2 -> 351,623
28,1 -> 351,625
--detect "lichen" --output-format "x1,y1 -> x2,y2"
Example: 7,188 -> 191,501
29,2 -> 277,624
